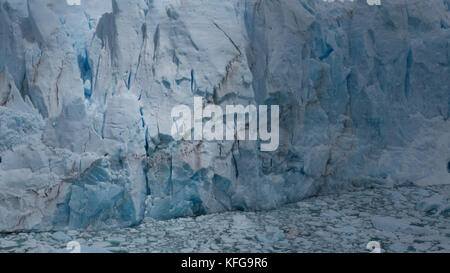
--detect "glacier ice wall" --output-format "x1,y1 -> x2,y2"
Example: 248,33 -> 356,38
0,0 -> 449,231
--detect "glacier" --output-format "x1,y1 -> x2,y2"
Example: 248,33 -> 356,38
0,0 -> 448,232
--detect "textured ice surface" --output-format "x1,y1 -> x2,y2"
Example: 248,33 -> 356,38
0,0 -> 449,231
1,184 -> 449,253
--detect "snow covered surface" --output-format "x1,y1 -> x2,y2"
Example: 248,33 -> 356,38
0,0 -> 449,231
1,184 -> 449,253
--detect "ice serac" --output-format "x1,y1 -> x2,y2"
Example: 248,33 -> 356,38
0,0 -> 448,231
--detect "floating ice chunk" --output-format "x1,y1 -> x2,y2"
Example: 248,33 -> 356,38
51,231 -> 72,243
232,215 -> 255,230
371,216 -> 436,235
323,209 -> 341,218
0,239 -> 18,248
66,0 -> 81,6
367,0 -> 381,6
416,195 -> 449,215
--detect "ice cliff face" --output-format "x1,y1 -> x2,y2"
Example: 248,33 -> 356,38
0,0 -> 448,232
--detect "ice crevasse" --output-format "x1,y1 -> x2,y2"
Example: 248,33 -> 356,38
0,0 -> 448,231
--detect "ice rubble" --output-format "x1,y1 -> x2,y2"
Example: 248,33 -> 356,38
0,0 -> 449,231
1,185 -> 449,253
